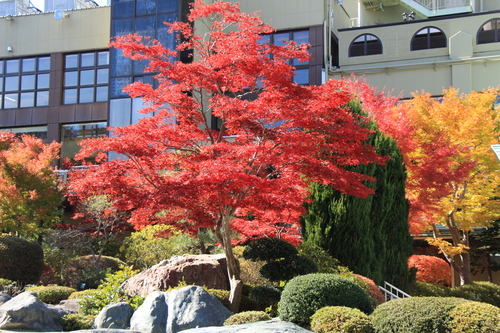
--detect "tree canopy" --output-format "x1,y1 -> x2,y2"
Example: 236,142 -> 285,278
68,0 -> 388,311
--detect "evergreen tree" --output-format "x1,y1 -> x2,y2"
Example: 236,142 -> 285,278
301,102 -> 412,289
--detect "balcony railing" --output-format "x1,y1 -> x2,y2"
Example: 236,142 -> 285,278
412,0 -> 471,11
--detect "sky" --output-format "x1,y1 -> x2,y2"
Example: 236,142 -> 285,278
30,0 -> 110,12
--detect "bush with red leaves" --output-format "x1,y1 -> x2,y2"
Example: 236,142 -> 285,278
408,255 -> 451,287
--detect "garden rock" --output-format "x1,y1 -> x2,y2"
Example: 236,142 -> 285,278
0,291 -> 66,331
57,298 -> 81,313
0,293 -> 11,306
94,302 -> 134,329
182,318 -> 314,332
130,291 -> 168,333
123,254 -> 229,296
130,286 -> 232,333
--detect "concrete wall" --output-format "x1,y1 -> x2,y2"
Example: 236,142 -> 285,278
0,6 -> 110,58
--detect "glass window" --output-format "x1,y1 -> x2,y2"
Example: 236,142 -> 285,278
61,122 -> 107,163
65,54 -> 79,69
22,58 -> 36,72
478,19 -> 500,44
38,57 -> 50,71
3,126 -> 48,141
349,34 -> 383,57
36,91 -> 49,106
63,50 -> 109,105
294,69 -> 309,85
6,59 -> 19,74
0,56 -> 50,109
411,27 -> 446,51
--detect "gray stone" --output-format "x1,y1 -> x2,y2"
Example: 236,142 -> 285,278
0,291 -> 66,331
123,254 -> 229,296
94,302 -> 134,329
56,298 -> 81,313
166,285 -> 233,333
0,293 -> 11,306
130,291 -> 167,333
181,319 -> 314,332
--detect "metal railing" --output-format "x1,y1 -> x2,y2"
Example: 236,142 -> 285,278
411,0 -> 471,11
379,281 -> 411,301
54,166 -> 89,184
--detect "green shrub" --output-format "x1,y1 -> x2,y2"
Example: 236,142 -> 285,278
27,286 -> 76,304
77,266 -> 144,316
60,313 -> 94,331
0,278 -> 12,289
310,306 -> 375,333
0,236 -> 44,285
224,311 -> 271,326
447,301 -> 500,332
370,297 -> 469,332
298,243 -> 350,274
243,238 -> 298,262
279,273 -> 373,327
345,274 -> 385,308
68,289 -> 99,300
260,255 -> 317,282
409,281 -> 450,297
249,285 -> 281,306
233,246 -> 273,286
60,255 -> 126,289
450,281 -> 500,308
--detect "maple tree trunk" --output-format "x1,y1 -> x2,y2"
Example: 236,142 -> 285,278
216,213 -> 242,313
458,251 -> 472,285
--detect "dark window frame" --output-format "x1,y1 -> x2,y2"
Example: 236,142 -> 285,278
0,56 -> 51,109
477,18 -> 500,44
349,34 -> 383,57
63,50 -> 110,105
411,26 -> 447,51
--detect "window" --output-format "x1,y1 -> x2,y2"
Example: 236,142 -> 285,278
60,122 -> 108,163
477,19 -> 500,44
349,34 -> 383,57
2,126 -> 48,141
411,27 -> 447,51
64,51 -> 110,104
0,56 -> 50,109
261,30 -> 310,85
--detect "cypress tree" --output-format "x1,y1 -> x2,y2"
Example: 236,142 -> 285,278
301,102 -> 412,289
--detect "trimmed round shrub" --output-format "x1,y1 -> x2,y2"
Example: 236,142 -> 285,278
60,255 -> 126,289
0,236 -> 44,284
60,313 -> 94,331
408,255 -> 451,287
447,301 -> 500,332
243,238 -> 298,261
370,297 -> 469,332
260,255 -> 317,282
299,243 -> 350,274
27,286 -> 76,304
450,281 -> 500,308
249,285 -> 281,306
68,288 -> 99,300
224,311 -> 271,326
311,306 -> 375,333
279,273 -> 373,327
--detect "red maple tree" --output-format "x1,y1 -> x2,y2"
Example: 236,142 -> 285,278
68,0 -> 387,311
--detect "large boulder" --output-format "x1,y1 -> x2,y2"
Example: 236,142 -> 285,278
123,254 -> 229,296
130,286 -> 232,333
0,291 -> 66,331
94,302 -> 134,329
130,291 -> 168,333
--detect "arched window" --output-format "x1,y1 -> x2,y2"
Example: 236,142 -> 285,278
477,19 -> 500,44
349,34 -> 382,57
411,27 -> 447,51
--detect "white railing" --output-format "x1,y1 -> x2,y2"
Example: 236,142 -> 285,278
54,166 -> 89,184
411,0 -> 471,11
379,281 -> 411,301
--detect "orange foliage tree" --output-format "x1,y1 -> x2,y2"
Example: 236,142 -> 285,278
0,132 -> 63,242
366,86 -> 500,285
408,254 -> 451,287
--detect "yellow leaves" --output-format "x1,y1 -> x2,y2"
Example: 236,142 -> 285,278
426,237 -> 469,257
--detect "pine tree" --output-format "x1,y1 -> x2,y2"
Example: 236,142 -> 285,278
301,102 -> 412,289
